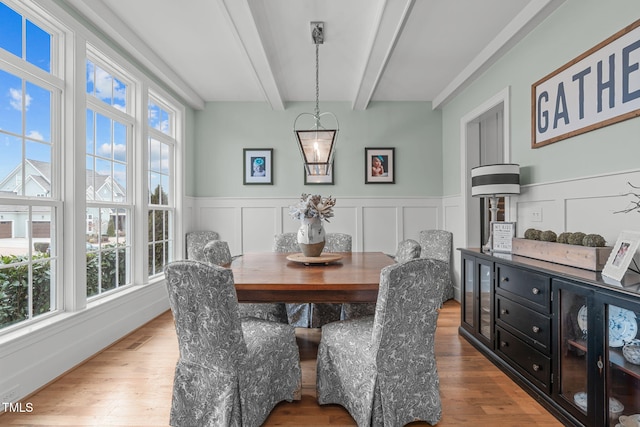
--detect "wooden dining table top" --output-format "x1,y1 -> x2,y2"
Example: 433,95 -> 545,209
230,251 -> 395,303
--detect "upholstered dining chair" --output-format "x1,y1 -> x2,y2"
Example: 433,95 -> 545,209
273,232 -> 311,328
164,260 -> 301,427
185,230 -> 219,262
203,240 -> 288,324
309,232 -> 352,328
341,238 -> 422,321
316,257 -> 443,427
419,229 -> 454,303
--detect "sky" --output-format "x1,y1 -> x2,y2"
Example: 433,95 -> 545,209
0,1 -> 171,201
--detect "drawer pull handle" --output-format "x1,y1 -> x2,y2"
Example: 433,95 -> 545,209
500,341 -> 508,348
501,277 -> 509,282
501,309 -> 508,315
532,364 -> 541,372
532,287 -> 540,295
532,326 -> 540,333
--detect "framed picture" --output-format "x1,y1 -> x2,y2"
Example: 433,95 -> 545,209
365,147 -> 394,184
304,162 -> 334,185
243,148 -> 273,185
491,221 -> 516,253
602,230 -> 640,281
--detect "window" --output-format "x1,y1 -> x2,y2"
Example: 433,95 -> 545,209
0,1 -> 59,329
85,56 -> 131,298
147,95 -> 176,277
0,0 -> 183,333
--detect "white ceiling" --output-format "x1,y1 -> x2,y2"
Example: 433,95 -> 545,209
62,0 -> 564,110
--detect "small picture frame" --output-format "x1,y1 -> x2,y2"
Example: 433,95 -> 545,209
243,148 -> 273,185
365,147 -> 395,184
491,221 -> 516,253
602,230 -> 640,281
304,162 -> 334,185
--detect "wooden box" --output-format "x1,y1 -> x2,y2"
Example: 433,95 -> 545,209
511,238 -> 613,271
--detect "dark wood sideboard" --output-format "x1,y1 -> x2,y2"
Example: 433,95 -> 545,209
459,248 -> 640,427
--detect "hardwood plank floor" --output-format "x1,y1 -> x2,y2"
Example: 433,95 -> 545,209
0,300 -> 562,426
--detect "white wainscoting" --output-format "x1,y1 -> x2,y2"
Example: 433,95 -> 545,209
189,196 -> 443,257
515,169 -> 640,246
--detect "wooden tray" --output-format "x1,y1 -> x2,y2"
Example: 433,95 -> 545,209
511,238 -> 612,271
286,253 -> 343,265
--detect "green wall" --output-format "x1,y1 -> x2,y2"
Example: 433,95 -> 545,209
191,101 -> 442,197
442,0 -> 640,195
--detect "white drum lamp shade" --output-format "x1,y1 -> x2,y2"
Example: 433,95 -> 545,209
471,163 -> 520,197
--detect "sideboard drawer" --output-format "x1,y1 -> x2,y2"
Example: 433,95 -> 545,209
496,295 -> 551,354
496,326 -> 551,393
496,264 -> 551,312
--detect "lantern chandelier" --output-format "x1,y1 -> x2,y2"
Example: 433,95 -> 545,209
294,22 -> 339,176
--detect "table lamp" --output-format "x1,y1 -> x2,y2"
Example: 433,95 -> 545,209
471,163 -> 520,252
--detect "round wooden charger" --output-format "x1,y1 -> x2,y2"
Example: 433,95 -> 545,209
286,253 -> 343,265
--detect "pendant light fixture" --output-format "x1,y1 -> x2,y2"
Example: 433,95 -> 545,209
294,22 -> 339,176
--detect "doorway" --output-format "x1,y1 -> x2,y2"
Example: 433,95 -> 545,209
460,87 -> 511,249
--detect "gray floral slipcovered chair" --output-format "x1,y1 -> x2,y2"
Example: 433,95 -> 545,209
273,232 -> 311,328
185,230 -> 220,262
419,229 -> 454,303
164,260 -> 301,427
203,240 -> 288,324
342,238 -> 422,321
309,233 -> 352,328
316,258 -> 443,427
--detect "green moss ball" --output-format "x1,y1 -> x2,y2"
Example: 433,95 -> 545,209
540,230 -> 557,242
582,234 -> 606,247
567,232 -> 587,245
557,232 -> 572,244
524,228 -> 542,240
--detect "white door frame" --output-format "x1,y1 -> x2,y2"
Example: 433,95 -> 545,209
460,86 -> 512,249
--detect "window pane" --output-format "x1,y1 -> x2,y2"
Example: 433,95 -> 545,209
95,113 -> 111,158
113,77 -> 126,111
160,109 -> 170,135
160,175 -> 169,205
0,135 -> 22,195
26,20 -> 51,73
26,82 -> 51,143
86,110 -> 94,155
86,59 -> 95,95
0,3 -> 22,58
0,204 -> 28,261
25,141 -> 51,197
0,70 -> 24,135
161,141 -> 169,175
94,64 -> 113,105
148,102 -> 160,130
113,121 -> 126,162
113,162 -> 126,199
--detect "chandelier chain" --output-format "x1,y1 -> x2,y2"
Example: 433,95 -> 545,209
315,42 -> 320,118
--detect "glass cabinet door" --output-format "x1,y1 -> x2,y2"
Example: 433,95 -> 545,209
605,302 -> 640,427
479,261 -> 492,341
462,256 -> 475,329
557,286 -> 590,421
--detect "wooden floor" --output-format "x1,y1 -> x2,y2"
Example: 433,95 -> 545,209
0,300 -> 562,426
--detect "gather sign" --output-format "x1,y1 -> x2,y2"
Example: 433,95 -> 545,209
532,19 -> 640,148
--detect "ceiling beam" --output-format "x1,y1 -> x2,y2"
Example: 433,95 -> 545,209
218,0 -> 285,111
60,0 -> 205,110
432,0 -> 566,109
351,0 -> 415,111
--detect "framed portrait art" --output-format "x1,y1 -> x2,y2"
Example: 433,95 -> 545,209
365,147 -> 394,184
243,148 -> 273,185
602,230 -> 640,281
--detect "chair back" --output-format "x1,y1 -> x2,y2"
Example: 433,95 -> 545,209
371,257 -> 442,370
395,239 -> 421,262
186,230 -> 220,262
203,240 -> 232,267
323,233 -> 352,252
164,260 -> 246,366
273,232 -> 299,253
418,229 -> 452,263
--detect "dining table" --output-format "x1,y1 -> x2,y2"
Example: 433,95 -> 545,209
230,251 -> 395,303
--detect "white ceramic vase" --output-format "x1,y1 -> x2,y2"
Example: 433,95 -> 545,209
297,217 -> 325,257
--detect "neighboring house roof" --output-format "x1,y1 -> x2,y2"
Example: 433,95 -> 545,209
0,159 -> 125,201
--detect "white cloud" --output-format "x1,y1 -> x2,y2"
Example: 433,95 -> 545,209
9,88 -> 32,111
27,130 -> 44,141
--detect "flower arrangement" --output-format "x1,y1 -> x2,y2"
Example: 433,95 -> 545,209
289,193 -> 336,222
